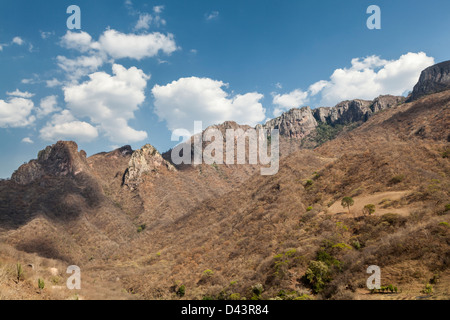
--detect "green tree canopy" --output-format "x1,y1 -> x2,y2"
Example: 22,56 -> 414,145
341,197 -> 354,214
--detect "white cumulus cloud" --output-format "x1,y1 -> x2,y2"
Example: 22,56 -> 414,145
21,137 -> 34,144
6,89 -> 35,98
63,64 -> 149,143
152,77 -> 266,132
46,78 -> 62,88
272,89 -> 309,116
37,95 -> 60,118
98,29 -> 177,60
60,31 -> 96,53
58,29 -> 177,79
57,55 -> 105,81
0,97 -> 35,128
12,37 -> 24,45
312,52 -> 435,106
40,110 -> 98,142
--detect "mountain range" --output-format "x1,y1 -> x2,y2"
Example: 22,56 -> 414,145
0,61 -> 449,300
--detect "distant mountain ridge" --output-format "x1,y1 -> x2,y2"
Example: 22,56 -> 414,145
262,95 -> 404,141
10,60 -> 450,182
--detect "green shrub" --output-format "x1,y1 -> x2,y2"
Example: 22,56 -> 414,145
336,222 -> 349,232
304,180 -> 313,188
137,224 -> 147,233
439,221 -> 449,227
422,283 -> 433,294
389,175 -> 405,185
313,123 -> 346,146
285,248 -> 297,257
16,263 -> 24,283
305,260 -> 330,293
273,249 -> 300,278
306,206 -> 313,212
316,242 -> 342,268
202,269 -> 214,277
177,284 -> 186,297
430,274 -> 440,285
380,213 -> 406,227
363,204 -> 376,216
50,276 -> 62,285
352,240 -> 361,250
277,290 -> 313,300
370,284 -> 399,294
331,243 -> 352,250
229,293 -> 241,300
251,284 -> 264,297
38,278 -> 45,291
445,204 -> 450,212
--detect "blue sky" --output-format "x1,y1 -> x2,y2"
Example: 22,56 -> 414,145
0,0 -> 449,178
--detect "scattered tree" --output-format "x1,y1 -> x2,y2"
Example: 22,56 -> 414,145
363,204 -> 376,216
341,197 -> 354,214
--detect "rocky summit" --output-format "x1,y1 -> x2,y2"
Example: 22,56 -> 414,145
407,60 -> 450,102
11,141 -> 90,185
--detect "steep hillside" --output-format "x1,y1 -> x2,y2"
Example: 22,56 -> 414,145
99,89 -> 449,300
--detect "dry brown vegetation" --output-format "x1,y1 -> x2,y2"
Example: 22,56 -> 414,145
0,90 -> 449,300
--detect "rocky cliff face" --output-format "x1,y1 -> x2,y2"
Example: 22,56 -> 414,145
407,60 -> 450,102
263,107 -> 318,139
123,144 -> 176,189
11,141 -> 90,185
313,99 -> 373,125
263,95 -> 404,141
370,95 -> 405,113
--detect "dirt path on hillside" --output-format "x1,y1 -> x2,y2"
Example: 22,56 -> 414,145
326,191 -> 414,217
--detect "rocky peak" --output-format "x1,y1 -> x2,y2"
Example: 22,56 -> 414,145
263,107 -> 318,139
204,121 -> 254,137
116,145 -> 133,156
11,141 -> 89,185
123,144 -> 176,189
407,60 -> 450,102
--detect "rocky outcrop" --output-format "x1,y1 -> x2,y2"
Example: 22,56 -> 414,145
263,95 -> 404,142
11,141 -> 90,185
313,99 -> 373,125
407,60 -> 450,102
370,95 -> 405,113
263,107 -> 318,139
123,144 -> 176,189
